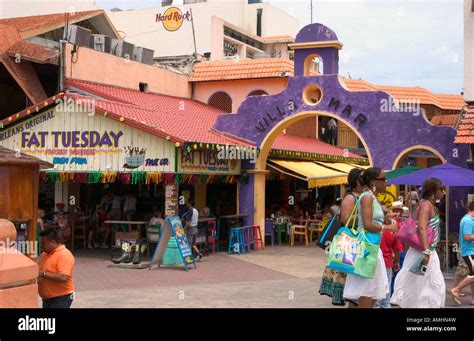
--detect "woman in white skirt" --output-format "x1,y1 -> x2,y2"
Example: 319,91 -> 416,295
343,167 -> 399,308
391,178 -> 446,308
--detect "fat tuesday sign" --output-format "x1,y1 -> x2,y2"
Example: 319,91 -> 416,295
156,7 -> 191,32
0,107 -> 175,173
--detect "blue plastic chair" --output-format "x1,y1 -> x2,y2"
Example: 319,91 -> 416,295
228,227 -> 244,255
242,226 -> 254,252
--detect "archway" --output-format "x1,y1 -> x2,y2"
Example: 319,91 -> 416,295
392,145 -> 447,170
249,110 -> 372,236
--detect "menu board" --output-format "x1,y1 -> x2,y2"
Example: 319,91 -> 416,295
149,216 -> 196,271
165,184 -> 178,218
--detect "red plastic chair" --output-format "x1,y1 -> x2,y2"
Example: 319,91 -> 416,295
252,225 -> 264,250
207,220 -> 217,254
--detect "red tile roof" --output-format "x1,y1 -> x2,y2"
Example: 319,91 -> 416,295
6,40 -> 58,64
272,134 -> 363,159
190,62 -> 463,110
1,79 -> 365,161
430,114 -> 460,128
0,24 -> 21,52
0,10 -> 104,38
455,106 -> 474,144
190,58 -> 294,82
342,78 -> 465,111
66,78 -> 252,146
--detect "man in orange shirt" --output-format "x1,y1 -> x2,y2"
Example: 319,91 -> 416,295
38,228 -> 75,308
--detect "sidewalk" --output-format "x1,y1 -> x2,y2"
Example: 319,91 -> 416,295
69,246 -> 472,308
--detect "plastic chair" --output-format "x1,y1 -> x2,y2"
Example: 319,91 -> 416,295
309,217 -> 330,243
252,225 -> 264,250
228,227 -> 244,255
146,224 -> 161,259
264,219 -> 274,247
241,226 -> 254,253
207,220 -> 217,254
291,219 -> 309,246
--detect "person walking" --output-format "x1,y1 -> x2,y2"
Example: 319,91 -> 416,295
184,199 -> 203,261
320,168 -> 365,307
343,167 -> 399,308
37,228 -> 75,308
450,201 -> 474,305
326,118 -> 338,146
391,178 -> 446,308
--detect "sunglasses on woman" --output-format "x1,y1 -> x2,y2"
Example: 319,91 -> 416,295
375,177 -> 387,182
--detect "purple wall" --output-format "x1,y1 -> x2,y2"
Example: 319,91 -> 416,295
215,23 -> 471,230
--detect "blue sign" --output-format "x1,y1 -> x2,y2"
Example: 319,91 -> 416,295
149,216 -> 196,271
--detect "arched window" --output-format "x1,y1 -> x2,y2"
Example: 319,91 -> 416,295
208,92 -> 232,113
248,90 -> 268,97
304,54 -> 324,76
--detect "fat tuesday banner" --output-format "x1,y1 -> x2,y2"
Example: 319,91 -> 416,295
0,107 -> 175,173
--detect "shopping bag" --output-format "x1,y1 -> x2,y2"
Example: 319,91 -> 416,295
316,214 -> 342,250
395,218 -> 434,251
327,227 -> 381,278
326,194 -> 381,279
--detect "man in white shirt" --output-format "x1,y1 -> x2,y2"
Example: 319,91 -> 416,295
184,199 -> 203,261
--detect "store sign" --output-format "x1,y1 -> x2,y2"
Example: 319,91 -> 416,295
150,216 -> 196,271
0,107 -> 175,173
156,7 -> 191,32
178,149 -> 241,174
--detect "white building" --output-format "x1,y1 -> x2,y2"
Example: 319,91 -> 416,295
107,0 -> 300,61
0,0 -> 98,19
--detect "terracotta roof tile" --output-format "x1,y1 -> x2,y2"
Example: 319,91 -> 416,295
190,58 -> 294,82
455,105 -> 474,143
0,146 -> 52,168
1,81 -> 365,162
0,10 -> 104,38
6,40 -> 58,64
0,24 -> 21,52
342,78 -> 464,111
430,114 -> 460,127
272,135 -> 363,159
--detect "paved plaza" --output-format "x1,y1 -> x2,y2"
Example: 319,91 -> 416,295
70,246 -> 468,308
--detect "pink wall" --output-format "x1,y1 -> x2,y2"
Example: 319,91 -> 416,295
66,44 -> 192,98
193,77 -> 288,113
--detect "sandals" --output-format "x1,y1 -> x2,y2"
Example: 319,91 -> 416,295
449,289 -> 462,305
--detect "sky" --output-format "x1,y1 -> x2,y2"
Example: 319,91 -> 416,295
96,0 -> 464,95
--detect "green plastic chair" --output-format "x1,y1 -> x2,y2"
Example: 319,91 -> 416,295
146,224 -> 161,259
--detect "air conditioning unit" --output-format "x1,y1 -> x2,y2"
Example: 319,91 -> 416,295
133,46 -> 154,65
89,34 -> 112,53
111,39 -> 135,58
67,25 -> 91,47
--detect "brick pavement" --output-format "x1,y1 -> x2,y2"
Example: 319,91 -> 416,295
69,246 -> 472,308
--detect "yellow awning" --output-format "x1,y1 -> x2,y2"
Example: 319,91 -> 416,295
316,162 -> 363,174
268,159 -> 348,188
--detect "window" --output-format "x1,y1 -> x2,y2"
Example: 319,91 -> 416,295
248,90 -> 268,97
208,92 -> 232,113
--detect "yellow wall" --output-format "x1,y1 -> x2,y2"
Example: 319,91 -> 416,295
415,157 -> 428,169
